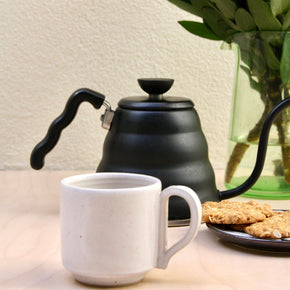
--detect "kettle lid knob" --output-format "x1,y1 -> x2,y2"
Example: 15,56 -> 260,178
118,78 -> 193,110
138,78 -> 174,100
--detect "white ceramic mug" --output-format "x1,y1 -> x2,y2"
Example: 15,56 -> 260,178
60,172 -> 202,286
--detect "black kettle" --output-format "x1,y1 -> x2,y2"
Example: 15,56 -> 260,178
30,78 -> 290,223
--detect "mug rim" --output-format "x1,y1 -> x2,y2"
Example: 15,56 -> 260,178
61,172 -> 161,193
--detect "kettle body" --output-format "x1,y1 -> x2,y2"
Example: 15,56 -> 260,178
97,103 -> 218,219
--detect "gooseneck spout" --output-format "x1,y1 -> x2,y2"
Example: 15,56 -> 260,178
219,97 -> 290,200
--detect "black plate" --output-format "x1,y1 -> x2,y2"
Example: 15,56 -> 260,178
207,223 -> 290,252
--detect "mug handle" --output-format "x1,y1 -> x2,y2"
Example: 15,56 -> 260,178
156,186 -> 202,269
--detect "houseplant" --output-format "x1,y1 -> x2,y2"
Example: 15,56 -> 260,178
167,0 -> 290,198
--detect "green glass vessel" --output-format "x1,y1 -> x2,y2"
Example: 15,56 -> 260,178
224,31 -> 290,199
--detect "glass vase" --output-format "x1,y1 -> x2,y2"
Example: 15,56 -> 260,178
224,31 -> 290,199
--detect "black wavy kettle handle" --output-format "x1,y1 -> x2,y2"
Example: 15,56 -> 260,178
30,88 -> 105,170
219,97 -> 290,200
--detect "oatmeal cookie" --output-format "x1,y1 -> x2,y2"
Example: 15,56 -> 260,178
244,211 -> 290,239
202,200 -> 273,224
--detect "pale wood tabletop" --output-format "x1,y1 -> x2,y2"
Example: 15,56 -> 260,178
0,170 -> 289,289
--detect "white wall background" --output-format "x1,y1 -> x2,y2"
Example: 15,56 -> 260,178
1,0 -> 234,170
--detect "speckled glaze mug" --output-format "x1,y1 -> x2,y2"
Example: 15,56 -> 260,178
60,172 -> 202,287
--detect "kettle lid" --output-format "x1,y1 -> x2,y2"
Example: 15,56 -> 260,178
118,78 -> 193,111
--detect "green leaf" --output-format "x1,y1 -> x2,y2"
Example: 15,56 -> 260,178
263,42 -> 281,70
240,65 -> 261,92
202,7 -> 234,40
212,0 -> 238,19
206,1 -> 242,31
282,10 -> 290,30
281,33 -> 290,85
189,0 -> 212,18
235,8 -> 257,31
178,20 -> 222,40
270,0 -> 290,16
166,0 -> 204,17
247,0 -> 282,30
